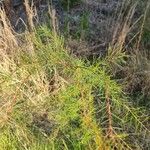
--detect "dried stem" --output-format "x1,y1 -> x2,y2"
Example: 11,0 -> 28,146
24,0 -> 35,32
105,83 -> 113,138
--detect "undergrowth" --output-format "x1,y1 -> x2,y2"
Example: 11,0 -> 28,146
0,26 -> 149,149
0,0 -> 150,150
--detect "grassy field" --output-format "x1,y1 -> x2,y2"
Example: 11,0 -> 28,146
0,0 -> 150,149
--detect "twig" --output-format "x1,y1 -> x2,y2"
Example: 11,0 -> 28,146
105,82 -> 113,138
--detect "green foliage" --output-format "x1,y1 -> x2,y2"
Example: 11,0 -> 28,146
0,27 -> 150,149
76,12 -> 90,40
63,11 -> 90,40
143,29 -> 150,45
61,0 -> 81,10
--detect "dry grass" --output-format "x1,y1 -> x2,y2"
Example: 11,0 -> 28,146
0,8 -> 18,53
0,0 -> 150,149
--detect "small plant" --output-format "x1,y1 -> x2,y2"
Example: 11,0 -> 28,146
76,11 -> 90,40
61,0 -> 81,10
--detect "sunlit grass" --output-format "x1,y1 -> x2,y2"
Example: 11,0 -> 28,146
0,26 -> 149,149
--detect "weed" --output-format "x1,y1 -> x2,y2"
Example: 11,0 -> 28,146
0,24 -> 149,149
61,0 -> 81,10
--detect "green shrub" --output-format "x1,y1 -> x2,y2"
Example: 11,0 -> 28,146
0,26 -> 149,149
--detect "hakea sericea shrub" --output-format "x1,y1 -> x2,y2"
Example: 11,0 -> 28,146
0,27 -> 149,150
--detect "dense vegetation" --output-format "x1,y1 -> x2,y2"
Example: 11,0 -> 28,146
0,0 -> 150,149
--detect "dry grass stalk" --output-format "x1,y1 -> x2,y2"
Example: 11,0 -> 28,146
136,1 -> 150,51
48,2 -> 59,35
24,0 -> 36,32
0,8 -> 18,54
105,83 -> 113,139
112,3 -> 136,50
